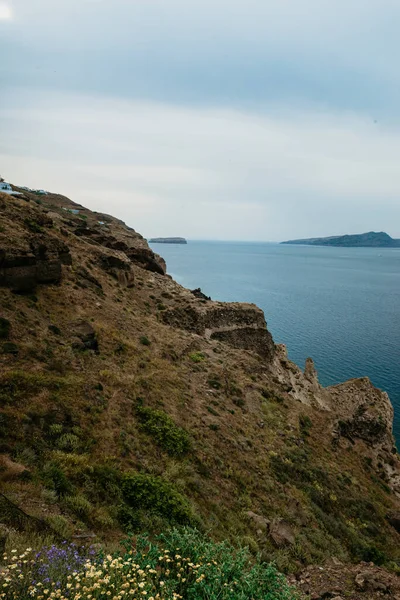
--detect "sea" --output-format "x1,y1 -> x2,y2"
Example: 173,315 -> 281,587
149,240 -> 400,442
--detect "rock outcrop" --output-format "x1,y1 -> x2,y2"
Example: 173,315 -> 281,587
162,302 -> 275,360
0,235 -> 72,292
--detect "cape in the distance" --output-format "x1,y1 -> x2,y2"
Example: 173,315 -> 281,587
281,231 -> 400,247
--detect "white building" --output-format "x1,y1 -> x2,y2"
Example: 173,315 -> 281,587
0,181 -> 23,196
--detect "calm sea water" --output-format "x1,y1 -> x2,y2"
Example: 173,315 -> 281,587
149,241 -> 400,441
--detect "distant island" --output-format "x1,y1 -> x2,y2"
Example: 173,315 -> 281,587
149,237 -> 187,244
281,231 -> 400,248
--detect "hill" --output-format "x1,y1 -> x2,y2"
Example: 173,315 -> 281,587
281,231 -> 400,247
1,183 -> 400,597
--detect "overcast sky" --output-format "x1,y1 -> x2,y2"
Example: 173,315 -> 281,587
1,0 -> 400,241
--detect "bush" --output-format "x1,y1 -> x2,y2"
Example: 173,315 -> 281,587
41,462 -> 73,497
135,402 -> 190,456
56,433 -> 81,452
122,472 -> 195,525
189,352 -> 205,363
64,494 -> 94,520
299,414 -> 312,436
261,388 -> 284,403
139,335 -> 151,346
129,528 -> 298,599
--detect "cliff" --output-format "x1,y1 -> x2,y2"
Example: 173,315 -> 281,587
1,184 -> 400,594
282,231 -> 400,247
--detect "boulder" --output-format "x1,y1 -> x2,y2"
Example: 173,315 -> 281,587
269,519 -> 295,547
191,288 -> 211,300
355,571 -> 390,593
247,511 -> 270,534
71,320 -> 99,353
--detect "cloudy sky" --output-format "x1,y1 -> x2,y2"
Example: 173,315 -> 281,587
1,0 -> 400,241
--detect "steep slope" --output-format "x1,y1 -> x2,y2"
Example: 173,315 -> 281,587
1,185 -> 400,581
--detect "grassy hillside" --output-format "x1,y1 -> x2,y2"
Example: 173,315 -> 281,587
1,186 -> 400,585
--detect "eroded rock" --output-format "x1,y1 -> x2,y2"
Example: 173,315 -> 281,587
98,253 -> 135,287
162,302 -> 275,360
269,519 -> 295,547
0,235 -> 71,292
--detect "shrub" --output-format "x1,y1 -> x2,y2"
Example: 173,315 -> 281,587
299,414 -> 312,436
23,218 -> 43,233
56,433 -> 81,452
46,514 -> 74,538
41,462 -> 73,497
122,472 -> 195,525
64,494 -> 94,520
189,351 -> 205,363
139,335 -> 151,346
135,402 -> 190,456
261,388 -> 284,403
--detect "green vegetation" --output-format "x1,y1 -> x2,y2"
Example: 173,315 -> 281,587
0,370 -> 69,404
121,472 -> 195,526
23,218 -> 44,233
135,401 -> 190,456
139,335 -> 151,346
0,529 -> 298,600
299,414 -> 312,437
270,446 -> 390,564
189,351 -> 206,362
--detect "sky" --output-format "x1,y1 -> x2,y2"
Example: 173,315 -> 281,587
1,0 -> 400,241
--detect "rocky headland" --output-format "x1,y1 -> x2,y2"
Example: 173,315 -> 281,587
282,231 -> 400,247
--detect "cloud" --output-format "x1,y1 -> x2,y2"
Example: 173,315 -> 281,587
2,0 -> 400,115
0,3 -> 12,19
1,89 -> 400,240
2,1 -> 400,240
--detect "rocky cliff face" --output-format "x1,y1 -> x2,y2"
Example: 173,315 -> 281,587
162,302 -> 275,360
271,342 -> 400,496
1,183 -> 400,581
